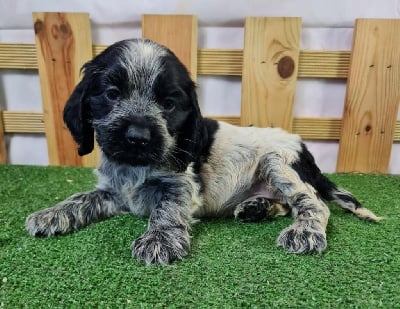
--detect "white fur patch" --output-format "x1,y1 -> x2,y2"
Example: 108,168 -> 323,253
123,40 -> 167,88
196,121 -> 303,216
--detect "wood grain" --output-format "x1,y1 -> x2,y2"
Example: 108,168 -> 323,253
240,17 -> 302,131
142,15 -> 198,80
2,111 -> 45,133
337,19 -> 400,173
0,43 -> 38,69
197,49 -> 243,76
33,12 -> 98,167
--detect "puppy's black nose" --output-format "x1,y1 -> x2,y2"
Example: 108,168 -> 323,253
125,125 -> 151,145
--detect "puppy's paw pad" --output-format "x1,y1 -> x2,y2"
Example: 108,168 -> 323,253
234,198 -> 269,222
277,225 -> 327,253
132,228 -> 190,265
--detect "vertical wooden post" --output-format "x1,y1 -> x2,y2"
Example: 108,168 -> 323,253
142,15 -> 198,81
337,19 -> 400,173
0,111 -> 6,163
33,12 -> 98,166
240,17 -> 301,131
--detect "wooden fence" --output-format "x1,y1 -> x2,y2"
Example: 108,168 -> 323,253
0,13 -> 399,173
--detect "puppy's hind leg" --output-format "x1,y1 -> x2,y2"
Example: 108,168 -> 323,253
292,143 -> 382,222
315,175 -> 383,222
258,152 -> 331,253
26,190 -> 127,237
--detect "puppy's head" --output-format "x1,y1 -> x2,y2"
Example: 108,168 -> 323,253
64,39 -> 206,169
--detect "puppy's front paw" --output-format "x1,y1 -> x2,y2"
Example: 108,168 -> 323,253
25,208 -> 72,237
132,228 -> 190,265
277,223 -> 327,253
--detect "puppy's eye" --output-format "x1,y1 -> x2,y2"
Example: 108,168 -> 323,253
162,98 -> 176,112
105,87 -> 121,101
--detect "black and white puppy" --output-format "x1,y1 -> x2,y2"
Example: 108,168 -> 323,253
26,39 -> 381,265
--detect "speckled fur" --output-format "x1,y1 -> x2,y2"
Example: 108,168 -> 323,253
25,39 -> 382,265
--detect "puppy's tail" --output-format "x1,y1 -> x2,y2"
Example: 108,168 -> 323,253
316,175 -> 383,222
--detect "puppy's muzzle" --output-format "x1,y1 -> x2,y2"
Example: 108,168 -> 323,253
125,125 -> 151,146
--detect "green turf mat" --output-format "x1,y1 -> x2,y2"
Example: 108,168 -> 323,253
1,165 -> 399,307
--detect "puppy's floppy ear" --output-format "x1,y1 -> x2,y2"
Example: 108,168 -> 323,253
175,82 -> 207,170
63,77 -> 94,156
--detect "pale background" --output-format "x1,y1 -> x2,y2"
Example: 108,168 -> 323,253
0,0 -> 399,173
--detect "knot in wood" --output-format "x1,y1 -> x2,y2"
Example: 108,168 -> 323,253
34,20 -> 43,34
277,56 -> 295,79
59,23 -> 69,35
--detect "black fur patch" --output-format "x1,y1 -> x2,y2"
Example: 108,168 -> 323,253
291,143 -> 337,200
201,118 -> 219,159
290,143 -> 321,186
195,118 -> 219,183
335,193 -> 362,209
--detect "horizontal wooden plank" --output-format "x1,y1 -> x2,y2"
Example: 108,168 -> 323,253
92,44 -> 107,56
197,49 -> 243,76
0,44 -> 38,69
210,116 -> 344,140
198,49 -> 351,78
292,117 -> 342,139
208,115 -> 241,126
0,43 -> 350,78
3,111 -> 400,141
2,112 -> 241,134
2,111 -> 45,133
298,51 -> 350,78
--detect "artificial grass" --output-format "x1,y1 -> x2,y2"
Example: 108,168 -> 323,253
1,165 -> 399,308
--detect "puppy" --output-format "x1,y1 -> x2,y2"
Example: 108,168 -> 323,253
26,39 -> 382,265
